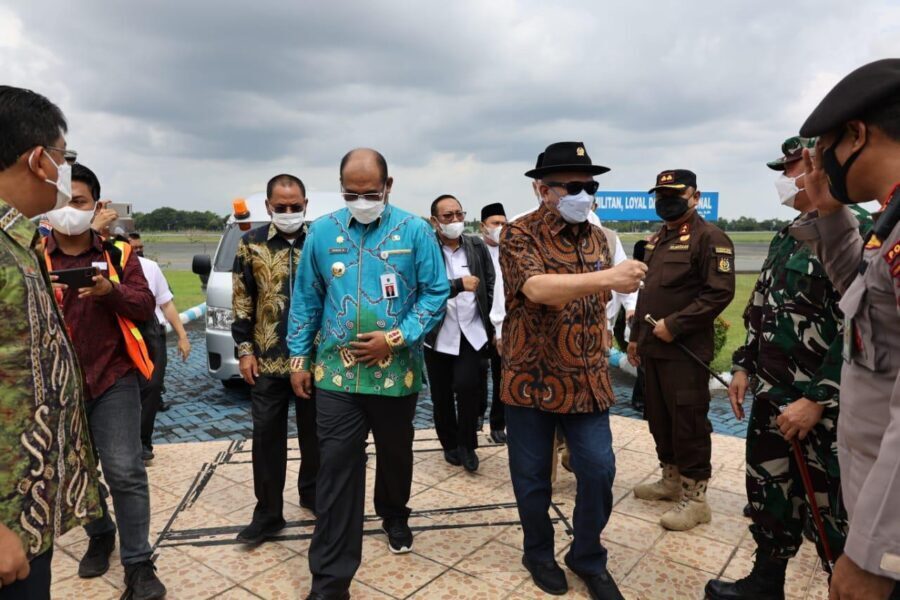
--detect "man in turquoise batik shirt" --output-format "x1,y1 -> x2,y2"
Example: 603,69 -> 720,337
288,148 -> 448,600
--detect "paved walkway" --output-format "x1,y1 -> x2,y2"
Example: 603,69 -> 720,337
53,419 -> 827,599
156,330 -> 751,445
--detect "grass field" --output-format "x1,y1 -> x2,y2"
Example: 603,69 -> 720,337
143,232 -> 221,244
713,273 -> 755,373
165,267 -> 758,374
165,270 -> 207,310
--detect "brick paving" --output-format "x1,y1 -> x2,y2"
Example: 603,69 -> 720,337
155,328 -> 751,445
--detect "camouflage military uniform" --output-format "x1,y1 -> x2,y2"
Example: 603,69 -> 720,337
732,206 -> 871,568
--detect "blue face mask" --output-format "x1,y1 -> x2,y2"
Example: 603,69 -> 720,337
556,190 -> 594,223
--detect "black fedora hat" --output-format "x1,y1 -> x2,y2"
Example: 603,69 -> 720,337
525,141 -> 610,179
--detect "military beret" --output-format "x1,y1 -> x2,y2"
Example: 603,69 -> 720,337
800,58 -> 900,137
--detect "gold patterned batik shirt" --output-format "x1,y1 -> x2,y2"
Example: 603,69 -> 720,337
0,198 -> 101,560
232,223 -> 307,376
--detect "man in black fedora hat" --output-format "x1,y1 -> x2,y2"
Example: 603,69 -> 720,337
499,141 -> 647,599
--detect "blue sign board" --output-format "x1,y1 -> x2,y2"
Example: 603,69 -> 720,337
594,191 -> 719,222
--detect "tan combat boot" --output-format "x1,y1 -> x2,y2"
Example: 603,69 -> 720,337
633,463 -> 682,501
659,477 -> 712,531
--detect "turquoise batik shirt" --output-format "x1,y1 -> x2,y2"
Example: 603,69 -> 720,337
288,204 -> 449,396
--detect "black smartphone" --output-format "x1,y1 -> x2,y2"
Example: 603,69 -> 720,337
51,266 -> 99,289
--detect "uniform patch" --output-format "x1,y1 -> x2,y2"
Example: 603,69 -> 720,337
714,247 -> 733,255
669,244 -> 690,251
680,234 -> 690,242
883,241 -> 900,267
328,247 -> 349,254
865,235 -> 883,250
644,243 -> 656,250
717,257 -> 732,273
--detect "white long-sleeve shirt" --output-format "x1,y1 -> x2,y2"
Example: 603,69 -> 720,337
487,242 -> 504,341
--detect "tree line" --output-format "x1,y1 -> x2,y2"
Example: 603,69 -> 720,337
136,207 -> 790,233
464,216 -> 791,233
599,217 -> 792,233
134,207 -> 227,231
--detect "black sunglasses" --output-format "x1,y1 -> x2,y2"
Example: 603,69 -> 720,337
544,180 -> 600,196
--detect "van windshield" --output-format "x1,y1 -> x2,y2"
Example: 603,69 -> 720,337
213,223 -> 268,271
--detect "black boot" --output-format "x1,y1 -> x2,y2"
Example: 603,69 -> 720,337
705,553 -> 787,599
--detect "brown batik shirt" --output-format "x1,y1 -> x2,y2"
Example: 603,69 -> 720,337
498,203 -> 614,413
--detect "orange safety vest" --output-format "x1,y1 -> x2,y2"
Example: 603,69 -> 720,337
44,240 -> 155,380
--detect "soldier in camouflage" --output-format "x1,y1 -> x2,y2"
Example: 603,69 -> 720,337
706,137 -> 871,600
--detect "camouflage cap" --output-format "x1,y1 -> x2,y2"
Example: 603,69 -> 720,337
766,136 -> 817,171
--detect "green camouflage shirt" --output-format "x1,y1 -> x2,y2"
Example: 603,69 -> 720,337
0,199 -> 101,559
732,207 -> 872,406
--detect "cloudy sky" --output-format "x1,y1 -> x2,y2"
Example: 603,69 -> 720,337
2,0 -> 899,220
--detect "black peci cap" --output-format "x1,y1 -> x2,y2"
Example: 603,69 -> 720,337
480,203 -> 506,221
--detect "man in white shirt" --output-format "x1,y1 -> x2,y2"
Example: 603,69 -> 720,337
480,202 -> 508,444
128,233 -> 191,462
602,227 -> 637,348
424,195 -> 495,472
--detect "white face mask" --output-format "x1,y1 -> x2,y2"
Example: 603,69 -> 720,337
46,206 -> 95,236
29,150 -> 72,211
485,225 -> 502,244
271,210 -> 306,234
346,198 -> 385,224
439,221 -> 465,240
775,173 -> 803,208
556,190 -> 595,224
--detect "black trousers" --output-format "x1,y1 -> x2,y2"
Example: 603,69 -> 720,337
139,324 -> 167,450
486,342 -> 505,431
643,357 -> 713,480
425,337 -> 484,452
309,389 -> 416,597
250,376 -> 319,523
0,548 -> 52,600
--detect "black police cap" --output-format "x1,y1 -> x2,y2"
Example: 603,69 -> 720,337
801,58 -> 900,137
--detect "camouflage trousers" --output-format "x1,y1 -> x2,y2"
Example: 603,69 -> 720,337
746,393 -> 847,571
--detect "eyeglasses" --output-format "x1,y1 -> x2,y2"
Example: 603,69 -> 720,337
341,186 -> 386,202
437,211 -> 466,222
544,180 -> 600,196
45,146 -> 78,165
271,205 -> 305,214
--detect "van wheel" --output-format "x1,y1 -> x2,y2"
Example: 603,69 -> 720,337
222,379 -> 246,390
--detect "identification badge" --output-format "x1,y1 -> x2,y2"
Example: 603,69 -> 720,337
381,273 -> 399,299
92,261 -> 108,271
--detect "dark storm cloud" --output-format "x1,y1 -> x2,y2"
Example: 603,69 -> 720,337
4,0 -> 899,217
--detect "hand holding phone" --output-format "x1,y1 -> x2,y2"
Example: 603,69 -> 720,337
50,267 -> 99,290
